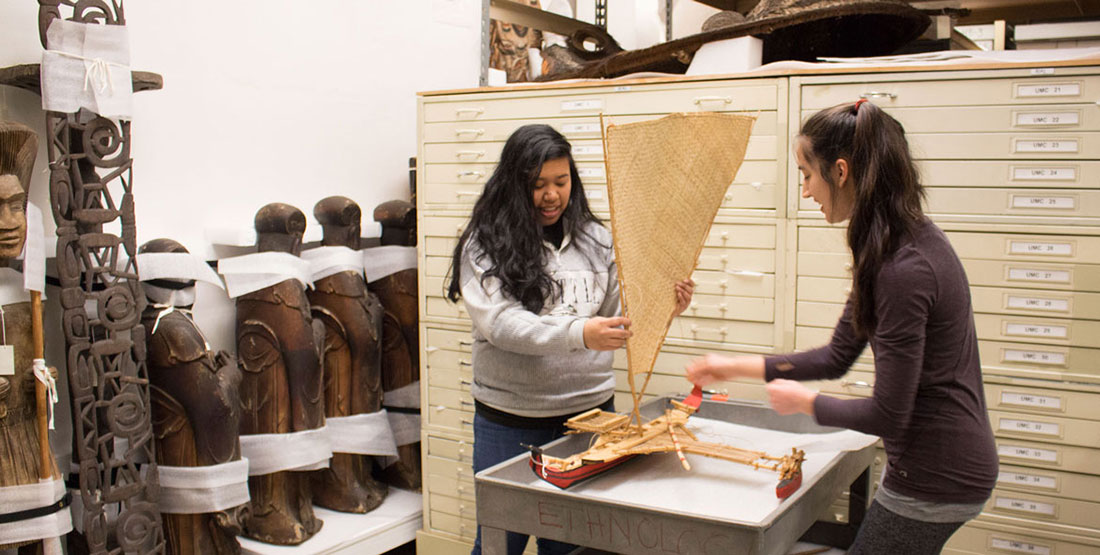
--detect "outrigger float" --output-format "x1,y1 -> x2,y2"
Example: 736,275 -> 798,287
526,113 -> 806,498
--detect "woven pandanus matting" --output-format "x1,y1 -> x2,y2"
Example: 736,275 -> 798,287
604,112 -> 754,399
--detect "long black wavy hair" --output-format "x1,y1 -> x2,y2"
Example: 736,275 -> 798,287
799,101 -> 926,338
446,124 -> 604,313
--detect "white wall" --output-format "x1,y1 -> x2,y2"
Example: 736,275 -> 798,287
2,0 -> 483,258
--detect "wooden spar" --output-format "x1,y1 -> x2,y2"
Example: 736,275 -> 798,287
31,290 -> 51,480
599,111 -> 644,428
666,410 -> 691,471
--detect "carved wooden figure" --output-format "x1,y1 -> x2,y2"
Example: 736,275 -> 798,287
308,196 -> 388,512
236,204 -> 324,544
0,121 -> 63,553
140,238 -> 248,554
371,200 -> 421,489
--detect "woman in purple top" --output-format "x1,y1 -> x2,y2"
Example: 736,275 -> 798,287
686,100 -> 998,554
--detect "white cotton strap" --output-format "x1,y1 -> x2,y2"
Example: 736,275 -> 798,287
0,478 -> 72,553
33,358 -> 58,430
156,458 -> 251,514
19,203 -> 46,294
325,411 -> 398,457
239,426 -> 332,475
387,412 -> 421,448
384,381 -> 421,409
41,19 -> 133,119
136,252 -> 224,288
217,252 -> 313,298
363,246 -> 417,283
0,267 -> 30,306
300,246 -> 365,283
143,283 -> 197,307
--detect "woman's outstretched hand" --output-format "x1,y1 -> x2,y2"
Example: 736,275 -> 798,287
766,379 -> 817,416
583,316 -> 632,351
673,278 -> 695,317
684,353 -> 764,387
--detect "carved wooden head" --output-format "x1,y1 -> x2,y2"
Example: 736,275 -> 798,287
0,122 -> 36,261
254,203 -> 306,255
314,196 -> 361,250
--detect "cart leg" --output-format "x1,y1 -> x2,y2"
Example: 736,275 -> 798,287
482,525 -> 508,555
799,467 -> 871,549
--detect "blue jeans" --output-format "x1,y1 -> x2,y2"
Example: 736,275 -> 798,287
470,414 -> 579,555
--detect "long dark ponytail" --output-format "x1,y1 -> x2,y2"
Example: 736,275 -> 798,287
446,124 -> 603,313
800,101 -> 925,338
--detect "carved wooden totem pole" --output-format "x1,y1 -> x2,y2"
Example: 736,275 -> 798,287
307,196 -> 388,512
235,204 -> 325,544
37,2 -> 165,553
139,239 -> 249,554
370,200 -> 421,489
0,121 -> 68,553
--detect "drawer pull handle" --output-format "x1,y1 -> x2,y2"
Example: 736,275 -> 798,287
460,418 -> 473,426
425,346 -> 439,353
725,268 -> 765,278
691,325 -> 728,335
435,405 -> 446,412
455,128 -> 484,137
455,190 -> 480,197
750,182 -> 763,191
693,95 -> 732,105
458,340 -> 474,346
457,170 -> 485,178
724,193 -> 733,201
456,150 -> 485,159
456,108 -> 484,116
459,379 -> 472,386
460,400 -> 474,407
459,360 -> 472,367
720,231 -> 729,241
859,91 -> 897,100
841,380 -> 873,389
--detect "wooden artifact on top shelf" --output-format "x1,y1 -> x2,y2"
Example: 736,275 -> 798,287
527,113 -> 805,498
308,196 -> 389,512
236,203 -> 325,544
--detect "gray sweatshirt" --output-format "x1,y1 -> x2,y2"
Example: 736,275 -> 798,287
459,221 -> 619,417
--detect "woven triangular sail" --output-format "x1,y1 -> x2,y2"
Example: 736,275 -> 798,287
604,112 -> 755,404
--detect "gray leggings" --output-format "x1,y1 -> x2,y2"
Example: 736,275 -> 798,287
847,500 -> 966,554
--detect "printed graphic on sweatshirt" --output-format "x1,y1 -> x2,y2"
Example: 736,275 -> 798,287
547,269 -> 609,317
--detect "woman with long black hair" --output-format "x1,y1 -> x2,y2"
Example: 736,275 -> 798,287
448,124 -> 693,555
686,100 -> 998,554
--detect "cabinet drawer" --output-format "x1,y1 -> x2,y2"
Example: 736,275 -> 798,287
425,296 -> 469,321
421,182 -> 611,213
971,287 -> 1100,320
989,409 -> 1100,449
947,231 -> 1100,264
998,462 -> 1100,502
428,435 -> 473,465
427,367 -> 473,391
975,313 -> 1100,348
816,370 -> 876,398
696,247 -> 776,274
910,132 -> 1099,160
425,328 -> 475,353
980,340 -> 1100,382
795,301 -> 843,328
613,368 -> 690,398
422,111 -> 781,144
985,489 -> 1100,533
802,76 -> 1100,110
424,163 -> 493,186
426,405 -> 475,435
692,269 -> 775,299
921,160 -> 1100,189
946,520 -> 1100,555
796,276 -> 848,303
925,188 -> 1100,220
427,473 -> 475,503
986,382 -> 1100,421
681,294 -> 774,322
805,104 -> 1100,134
798,226 -> 848,254
426,453 -> 474,482
962,258 -> 1100,293
795,325 -> 872,365
996,437 -> 1100,476
431,492 -> 477,521
429,509 -> 477,540
423,82 -> 779,123
668,316 -> 774,347
422,216 -> 470,239
796,252 -> 850,278
425,254 -> 454,278
429,386 -> 475,412
705,223 -> 776,249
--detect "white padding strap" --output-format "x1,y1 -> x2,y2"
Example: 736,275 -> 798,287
384,381 -> 421,409
387,412 -> 421,448
239,426 -> 332,475
326,411 -> 398,457
33,358 -> 58,430
0,267 -> 30,306
300,246 -> 365,283
19,203 -> 46,294
218,252 -> 313,299
0,478 -> 72,553
136,252 -> 225,288
363,246 -> 417,283
41,19 -> 133,119
156,458 -> 250,514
